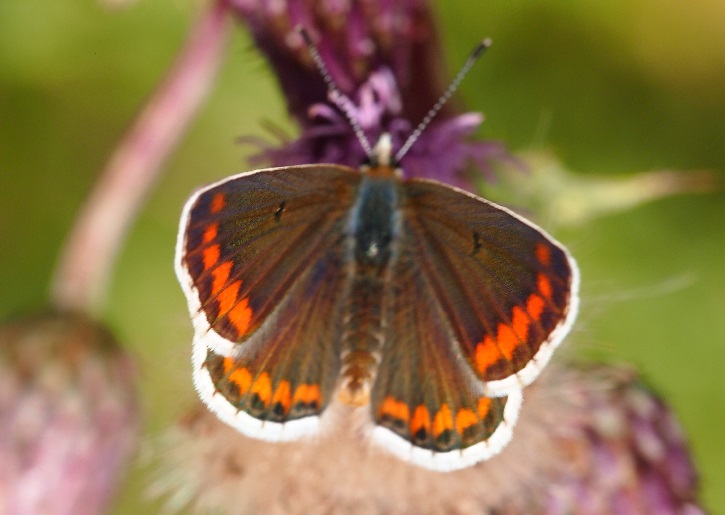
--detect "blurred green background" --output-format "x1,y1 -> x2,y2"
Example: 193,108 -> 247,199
1,0 -> 723,512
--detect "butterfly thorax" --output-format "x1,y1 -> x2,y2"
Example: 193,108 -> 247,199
339,173 -> 400,406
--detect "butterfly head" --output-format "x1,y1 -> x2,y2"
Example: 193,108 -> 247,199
362,133 -> 401,179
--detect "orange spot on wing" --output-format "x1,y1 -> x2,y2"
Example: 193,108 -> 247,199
537,273 -> 552,300
202,223 -> 218,244
251,372 -> 272,406
527,293 -> 545,321
456,408 -> 479,434
432,404 -> 454,438
222,357 -> 234,374
229,297 -> 253,336
475,335 -> 500,375
203,244 -> 220,270
228,365 -> 252,394
292,384 -> 321,407
216,281 -> 241,315
511,306 -> 530,342
272,380 -> 292,413
535,242 -> 551,266
476,307 -> 531,375
410,405 -> 431,437
210,193 -> 225,214
211,261 -> 232,296
380,396 -> 410,423
210,266 -> 253,336
477,397 -> 492,419
496,323 -> 519,360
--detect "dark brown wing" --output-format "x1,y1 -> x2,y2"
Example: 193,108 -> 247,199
371,234 -> 523,471
397,178 -> 578,396
192,233 -> 351,439
177,165 -> 361,439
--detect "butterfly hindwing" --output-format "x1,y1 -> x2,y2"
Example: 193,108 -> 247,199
398,178 -> 579,396
371,235 -> 522,471
192,234 -> 351,439
176,164 -> 361,356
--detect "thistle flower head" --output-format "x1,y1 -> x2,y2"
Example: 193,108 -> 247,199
0,312 -> 140,515
153,364 -> 702,513
231,0 -> 511,188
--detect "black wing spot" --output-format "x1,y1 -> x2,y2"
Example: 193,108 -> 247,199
472,231 -> 482,255
274,201 -> 286,223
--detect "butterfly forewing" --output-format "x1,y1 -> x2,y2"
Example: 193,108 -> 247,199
176,165 -> 361,356
400,179 -> 578,396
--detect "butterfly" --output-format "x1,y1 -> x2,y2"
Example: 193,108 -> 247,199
174,33 -> 578,472
175,132 -> 579,473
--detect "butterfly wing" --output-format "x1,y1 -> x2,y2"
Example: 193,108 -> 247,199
176,165 -> 360,439
371,238 -> 523,471
191,240 -> 350,439
369,178 -> 576,470
175,164 -> 360,355
398,178 -> 579,396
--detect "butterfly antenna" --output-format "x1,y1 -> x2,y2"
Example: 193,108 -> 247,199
395,38 -> 492,163
298,27 -> 374,159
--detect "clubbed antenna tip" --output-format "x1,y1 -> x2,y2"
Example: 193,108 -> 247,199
298,26 -> 314,46
473,38 -> 493,59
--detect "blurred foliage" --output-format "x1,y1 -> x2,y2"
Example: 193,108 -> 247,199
0,0 -> 723,512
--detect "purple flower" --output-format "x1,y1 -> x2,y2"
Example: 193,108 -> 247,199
229,0 -> 511,188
